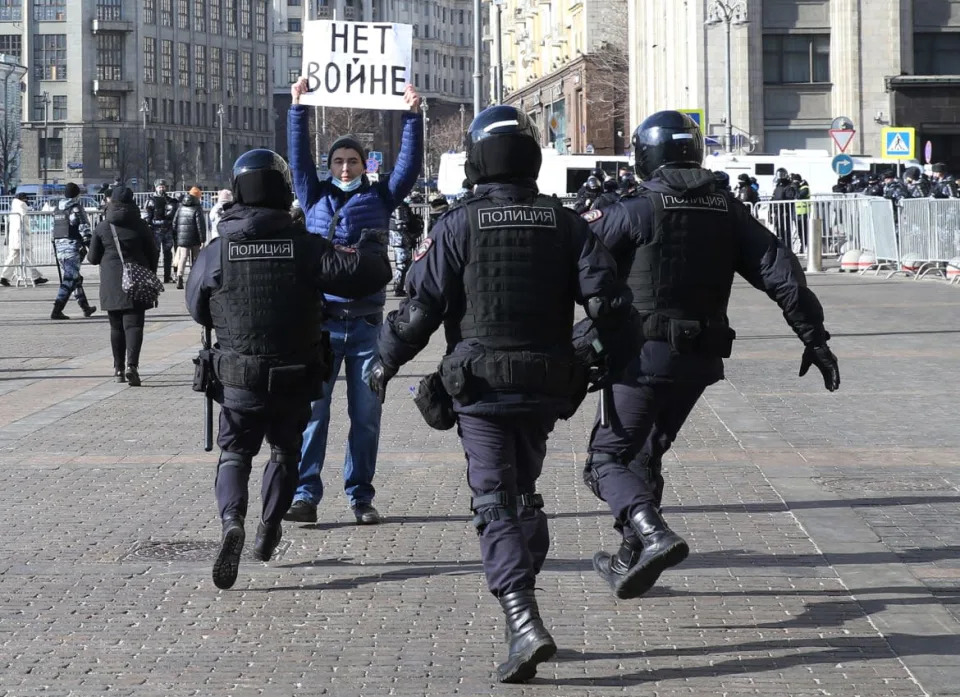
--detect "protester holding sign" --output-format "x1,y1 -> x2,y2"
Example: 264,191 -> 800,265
284,74 -> 423,527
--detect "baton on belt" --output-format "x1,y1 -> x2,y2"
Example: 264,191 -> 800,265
202,327 -> 213,452
51,241 -> 63,285
599,385 -> 611,429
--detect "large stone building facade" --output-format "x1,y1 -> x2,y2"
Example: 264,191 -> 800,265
2,0 -> 273,191
629,0 -> 960,167
493,0 -> 628,155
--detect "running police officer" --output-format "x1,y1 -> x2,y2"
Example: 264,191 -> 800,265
185,149 -> 391,591
366,105 -> 629,683
143,179 -> 179,283
580,111 -> 840,600
50,182 -> 97,320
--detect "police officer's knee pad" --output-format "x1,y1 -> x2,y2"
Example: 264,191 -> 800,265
583,452 -> 624,501
269,446 -> 300,467
516,493 -> 545,517
218,451 -> 252,470
470,492 -> 517,535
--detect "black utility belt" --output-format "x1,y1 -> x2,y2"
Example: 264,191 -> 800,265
641,313 -> 735,358
438,350 -> 586,405
207,351 -> 327,396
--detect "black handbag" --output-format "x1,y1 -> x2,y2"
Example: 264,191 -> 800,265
110,224 -> 164,305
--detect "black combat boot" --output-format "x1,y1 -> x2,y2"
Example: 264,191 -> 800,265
176,275 -> 184,290
212,516 -> 245,590
496,589 -> 557,683
79,300 -> 97,317
613,504 -> 689,599
593,535 -> 644,598
252,521 -> 282,561
50,299 -> 70,320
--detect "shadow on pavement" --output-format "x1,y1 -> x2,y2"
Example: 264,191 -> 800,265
674,494 -> 960,514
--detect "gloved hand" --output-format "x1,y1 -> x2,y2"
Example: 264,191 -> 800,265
799,343 -> 840,391
366,356 -> 398,404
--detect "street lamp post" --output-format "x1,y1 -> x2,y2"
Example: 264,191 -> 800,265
41,91 -> 50,190
705,1 -> 748,154
139,98 -> 149,189
491,0 -> 504,104
422,99 -> 430,228
459,102 -> 466,135
472,0 -> 482,117
217,104 -> 225,176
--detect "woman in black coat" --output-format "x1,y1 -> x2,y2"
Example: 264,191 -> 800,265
172,190 -> 207,289
87,187 -> 160,386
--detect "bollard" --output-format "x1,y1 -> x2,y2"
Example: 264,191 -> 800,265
806,216 -> 823,274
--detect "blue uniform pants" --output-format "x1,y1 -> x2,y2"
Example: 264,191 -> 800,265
458,412 -> 556,597
54,240 -> 89,306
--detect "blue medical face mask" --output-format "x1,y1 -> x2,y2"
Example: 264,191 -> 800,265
332,175 -> 362,192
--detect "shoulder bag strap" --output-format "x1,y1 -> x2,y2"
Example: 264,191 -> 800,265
109,224 -> 126,265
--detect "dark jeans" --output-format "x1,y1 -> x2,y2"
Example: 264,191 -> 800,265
216,401 -> 312,524
458,412 -> 556,596
107,309 -> 145,369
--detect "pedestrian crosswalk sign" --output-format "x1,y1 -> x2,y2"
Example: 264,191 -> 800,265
678,109 -> 704,131
881,127 -> 915,159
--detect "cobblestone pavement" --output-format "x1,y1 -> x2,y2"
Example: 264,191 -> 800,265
1,272 -> 959,697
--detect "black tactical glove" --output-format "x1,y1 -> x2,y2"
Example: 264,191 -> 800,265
366,356 -> 398,404
799,343 -> 840,392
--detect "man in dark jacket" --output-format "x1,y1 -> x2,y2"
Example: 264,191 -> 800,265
388,197 -> 423,297
186,149 -> 391,591
770,168 -> 796,249
366,106 -> 631,683
50,182 -> 97,320
573,175 -> 602,213
582,111 -> 840,601
737,173 -> 759,204
930,163 -> 958,198
284,78 -> 423,526
142,179 -> 179,283
903,166 -> 931,198
591,177 -> 622,211
87,186 -> 159,384
173,190 -> 207,289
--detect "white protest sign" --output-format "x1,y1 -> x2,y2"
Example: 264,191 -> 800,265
300,20 -> 413,110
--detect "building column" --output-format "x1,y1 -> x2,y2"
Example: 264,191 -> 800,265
830,0 -> 862,153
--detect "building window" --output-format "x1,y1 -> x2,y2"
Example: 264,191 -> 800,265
210,46 -> 221,91
225,49 -> 237,94
33,0 -> 66,21
288,68 -> 300,84
255,2 -> 266,42
32,95 -> 46,121
177,0 -> 188,29
762,34 -> 829,84
100,136 -> 119,171
41,137 -> 63,169
33,34 -> 67,80
160,0 -> 172,26
160,40 -> 173,85
0,34 -> 22,59
144,0 -> 155,23
97,95 -> 121,121
0,0 -> 22,21
209,0 -> 220,33
288,0 -> 300,4
96,34 -> 123,81
195,45 -> 206,90
256,53 -> 266,96
144,37 -> 156,83
97,0 -> 122,21
225,0 -> 237,37
51,95 -> 66,120
178,42 -> 190,87
240,51 -> 251,92
239,0 -> 251,39
288,18 -> 301,32
194,0 -> 205,31
289,44 -> 302,58
914,33 -> 960,75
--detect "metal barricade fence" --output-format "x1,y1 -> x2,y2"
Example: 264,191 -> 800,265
897,198 -> 960,278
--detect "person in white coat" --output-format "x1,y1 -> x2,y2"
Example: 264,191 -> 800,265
207,189 -> 232,240
0,193 -> 47,286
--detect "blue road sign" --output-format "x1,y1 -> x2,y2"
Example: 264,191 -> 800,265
831,154 -> 854,176
369,150 -> 383,165
366,157 -> 379,174
881,127 -> 915,159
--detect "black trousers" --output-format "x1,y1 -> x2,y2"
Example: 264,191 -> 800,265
107,309 -> 145,370
215,400 -> 311,525
458,412 -> 556,597
588,379 -> 706,532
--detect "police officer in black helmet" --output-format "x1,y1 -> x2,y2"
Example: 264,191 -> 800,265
581,111 -> 840,600
366,105 -> 629,683
185,149 -> 391,591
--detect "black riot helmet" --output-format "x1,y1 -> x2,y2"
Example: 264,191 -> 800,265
464,105 -> 542,185
585,175 -> 601,193
602,177 -> 618,193
231,148 -> 294,210
714,170 -> 731,191
631,110 -> 704,179
775,167 -> 789,181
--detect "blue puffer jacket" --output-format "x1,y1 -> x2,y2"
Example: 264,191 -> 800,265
288,105 -> 423,317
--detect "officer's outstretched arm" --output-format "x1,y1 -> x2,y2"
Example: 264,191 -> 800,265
572,217 -> 632,311
185,243 -> 220,328
313,235 -> 392,299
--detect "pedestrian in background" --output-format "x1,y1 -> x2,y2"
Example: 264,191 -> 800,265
51,182 -> 97,320
142,179 -> 179,283
209,189 -> 232,240
0,193 -> 47,287
87,186 -> 159,386
173,187 -> 207,289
